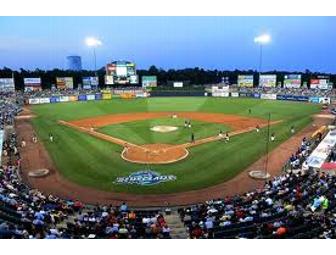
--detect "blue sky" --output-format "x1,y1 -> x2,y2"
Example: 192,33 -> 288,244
0,16 -> 335,72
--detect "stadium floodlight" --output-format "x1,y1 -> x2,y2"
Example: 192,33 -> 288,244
85,37 -> 102,47
85,37 -> 102,74
254,34 -> 271,45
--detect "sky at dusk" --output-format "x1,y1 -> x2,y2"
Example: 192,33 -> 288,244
0,16 -> 335,72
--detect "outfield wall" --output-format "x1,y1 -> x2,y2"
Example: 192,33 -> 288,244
26,91 -> 330,105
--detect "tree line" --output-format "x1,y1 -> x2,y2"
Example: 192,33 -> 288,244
0,66 -> 335,90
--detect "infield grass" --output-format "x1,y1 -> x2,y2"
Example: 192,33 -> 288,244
30,97 -> 321,194
97,117 -> 231,145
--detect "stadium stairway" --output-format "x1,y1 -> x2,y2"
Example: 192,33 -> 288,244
164,210 -> 189,239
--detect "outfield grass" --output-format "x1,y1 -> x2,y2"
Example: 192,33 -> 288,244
98,117 -> 231,145
30,97 -> 321,194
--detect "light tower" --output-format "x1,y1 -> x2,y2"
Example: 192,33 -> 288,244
249,33 -> 272,181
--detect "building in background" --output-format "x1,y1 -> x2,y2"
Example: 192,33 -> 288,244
66,55 -> 82,71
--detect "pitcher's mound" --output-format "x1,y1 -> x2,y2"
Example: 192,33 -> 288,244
122,144 -> 188,164
150,125 -> 178,133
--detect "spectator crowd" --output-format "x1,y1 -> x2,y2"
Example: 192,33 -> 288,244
1,89 -> 336,239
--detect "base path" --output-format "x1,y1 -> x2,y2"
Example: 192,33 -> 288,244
16,106 -> 334,207
60,112 -> 280,164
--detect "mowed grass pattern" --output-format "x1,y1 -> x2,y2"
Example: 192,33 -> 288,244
98,117 -> 231,145
30,97 -> 321,194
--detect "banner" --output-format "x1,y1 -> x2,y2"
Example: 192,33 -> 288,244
212,92 -> 229,97
142,76 -> 157,88
239,92 -> 254,97
24,78 -> 42,91
78,94 -> 87,101
39,98 -> 50,104
253,93 -> 260,99
56,77 -> 74,89
59,96 -> 69,102
173,82 -> 183,88
69,95 -> 78,102
238,75 -> 254,87
259,74 -> 276,87
102,93 -> 112,100
230,92 -> 239,97
50,96 -> 60,103
95,93 -> 102,100
284,74 -> 301,88
307,130 -> 336,168
260,94 -> 277,100
309,97 -> 320,104
86,94 -> 95,100
0,78 -> 15,91
28,98 -> 40,104
277,94 -> 309,102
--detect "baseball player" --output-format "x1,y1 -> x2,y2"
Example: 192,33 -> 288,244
256,124 -> 260,133
124,143 -> 129,155
21,139 -> 26,148
225,132 -> 230,143
218,130 -> 224,140
290,126 -> 295,134
184,120 -> 188,128
49,132 -> 54,142
188,121 -> 192,128
191,133 -> 195,143
270,132 -> 275,142
32,133 -> 38,143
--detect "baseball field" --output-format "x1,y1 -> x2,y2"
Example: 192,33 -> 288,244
28,97 -> 321,195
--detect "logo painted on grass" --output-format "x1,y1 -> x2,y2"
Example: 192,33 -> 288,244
114,170 -> 176,186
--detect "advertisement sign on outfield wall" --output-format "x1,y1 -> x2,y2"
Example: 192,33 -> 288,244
212,92 -> 229,97
50,96 -> 60,103
78,95 -> 87,101
86,94 -> 95,101
230,92 -> 239,97
260,94 -> 277,100
59,96 -> 69,102
102,93 -> 112,100
39,98 -> 51,104
28,98 -> 40,104
69,96 -> 78,102
173,82 -> 183,88
276,95 -> 309,102
95,93 -> 102,100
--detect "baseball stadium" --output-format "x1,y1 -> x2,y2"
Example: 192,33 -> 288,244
1,16 -> 336,241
